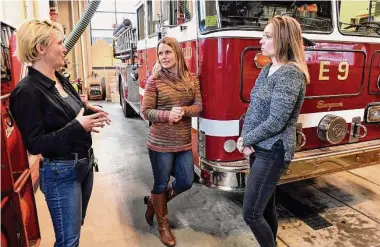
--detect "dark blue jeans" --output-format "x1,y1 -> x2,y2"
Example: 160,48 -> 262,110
39,158 -> 94,247
243,140 -> 285,247
148,149 -> 194,194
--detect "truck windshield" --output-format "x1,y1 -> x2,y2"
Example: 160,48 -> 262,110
199,0 -> 333,33
338,0 -> 380,37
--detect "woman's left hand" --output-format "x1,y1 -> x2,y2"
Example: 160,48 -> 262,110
88,104 -> 111,125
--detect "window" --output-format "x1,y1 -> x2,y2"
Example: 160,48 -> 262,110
161,1 -> 177,25
180,0 -> 193,23
96,1 -> 116,12
91,1 -> 137,44
198,0 -> 217,32
338,0 -> 380,37
199,1 -> 333,33
137,5 -> 145,40
116,0 -> 135,13
156,0 -> 194,28
91,12 -> 117,30
147,0 -> 160,35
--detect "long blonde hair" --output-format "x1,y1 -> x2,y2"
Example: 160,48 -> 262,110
269,16 -> 310,84
154,37 -> 194,91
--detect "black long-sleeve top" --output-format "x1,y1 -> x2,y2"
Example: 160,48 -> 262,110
10,67 -> 93,158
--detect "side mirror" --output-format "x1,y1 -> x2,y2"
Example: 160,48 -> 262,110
130,71 -> 138,81
132,64 -> 139,70
303,37 -> 316,47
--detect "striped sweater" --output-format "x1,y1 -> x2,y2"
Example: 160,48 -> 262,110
141,71 -> 202,152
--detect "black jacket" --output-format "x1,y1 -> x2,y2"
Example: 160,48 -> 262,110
10,67 -> 93,158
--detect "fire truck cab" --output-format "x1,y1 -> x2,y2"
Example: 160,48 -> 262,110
114,0 -> 380,192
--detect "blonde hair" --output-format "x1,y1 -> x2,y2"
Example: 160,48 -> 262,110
269,16 -> 310,84
16,19 -> 64,64
155,37 -> 194,90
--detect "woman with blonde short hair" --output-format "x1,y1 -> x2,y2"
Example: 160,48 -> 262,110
237,16 -> 309,247
10,19 -> 111,247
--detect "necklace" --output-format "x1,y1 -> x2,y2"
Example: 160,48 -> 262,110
55,79 -> 68,98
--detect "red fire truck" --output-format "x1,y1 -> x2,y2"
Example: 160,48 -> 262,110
114,0 -> 380,192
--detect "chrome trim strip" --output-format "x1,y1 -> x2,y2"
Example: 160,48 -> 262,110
200,158 -> 249,172
198,139 -> 380,191
293,139 -> 380,162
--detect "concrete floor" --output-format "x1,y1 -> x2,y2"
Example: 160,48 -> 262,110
35,101 -> 380,247
35,101 -> 260,247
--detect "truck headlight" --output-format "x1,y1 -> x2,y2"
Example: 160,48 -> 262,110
365,103 -> 380,123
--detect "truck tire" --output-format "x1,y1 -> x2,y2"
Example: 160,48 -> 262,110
120,85 -> 135,118
193,172 -> 200,183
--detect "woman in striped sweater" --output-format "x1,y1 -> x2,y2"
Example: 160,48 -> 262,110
141,37 -> 202,247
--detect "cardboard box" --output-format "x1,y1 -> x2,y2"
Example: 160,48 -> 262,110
104,76 -> 116,101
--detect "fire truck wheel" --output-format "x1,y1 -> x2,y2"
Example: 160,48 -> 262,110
193,172 -> 200,183
121,96 -> 135,118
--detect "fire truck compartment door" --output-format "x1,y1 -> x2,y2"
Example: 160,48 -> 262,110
305,49 -> 366,98
240,47 -> 262,103
369,50 -> 380,95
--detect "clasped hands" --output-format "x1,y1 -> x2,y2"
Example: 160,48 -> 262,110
237,137 -> 254,160
169,107 -> 184,125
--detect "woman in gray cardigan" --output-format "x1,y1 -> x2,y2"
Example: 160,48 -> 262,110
237,16 -> 310,247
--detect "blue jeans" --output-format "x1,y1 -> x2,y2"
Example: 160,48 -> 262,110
148,149 -> 194,194
243,140 -> 285,247
39,158 -> 94,247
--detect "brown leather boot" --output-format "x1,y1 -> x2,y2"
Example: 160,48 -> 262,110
151,193 -> 176,247
144,194 -> 155,225
144,187 -> 178,226
166,186 -> 178,201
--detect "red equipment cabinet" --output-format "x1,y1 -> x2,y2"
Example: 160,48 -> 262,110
1,21 -> 41,247
1,171 -> 41,247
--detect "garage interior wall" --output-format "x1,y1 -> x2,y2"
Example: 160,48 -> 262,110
1,0 -> 50,27
58,0 -> 93,87
1,0 -> 98,88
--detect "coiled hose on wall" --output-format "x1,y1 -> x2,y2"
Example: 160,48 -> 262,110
64,0 -> 101,54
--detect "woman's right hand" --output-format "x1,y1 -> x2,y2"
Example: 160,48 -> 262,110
76,108 -> 111,133
169,107 -> 184,125
237,137 -> 254,159
237,137 -> 244,153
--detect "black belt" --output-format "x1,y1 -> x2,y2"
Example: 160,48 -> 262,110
45,148 -> 93,161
